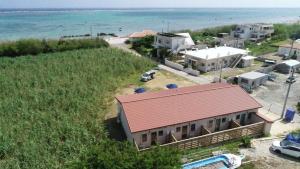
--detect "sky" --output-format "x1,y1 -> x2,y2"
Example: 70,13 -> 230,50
1,0 -> 300,8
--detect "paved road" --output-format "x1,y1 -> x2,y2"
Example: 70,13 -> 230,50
158,64 -> 212,84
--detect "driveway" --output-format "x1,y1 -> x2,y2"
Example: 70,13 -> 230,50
158,64 -> 212,84
240,138 -> 300,169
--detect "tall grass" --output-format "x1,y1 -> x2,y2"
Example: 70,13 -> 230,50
0,38 -> 109,57
0,48 -> 156,168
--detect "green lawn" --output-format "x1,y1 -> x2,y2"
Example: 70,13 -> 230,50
0,48 -> 156,168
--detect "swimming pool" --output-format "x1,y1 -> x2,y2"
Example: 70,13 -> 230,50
182,155 -> 230,169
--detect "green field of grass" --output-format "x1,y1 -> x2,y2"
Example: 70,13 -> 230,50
0,48 -> 159,168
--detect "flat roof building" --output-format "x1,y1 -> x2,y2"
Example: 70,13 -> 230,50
181,46 -> 248,72
276,60 -> 300,74
154,32 -> 195,56
238,72 -> 268,91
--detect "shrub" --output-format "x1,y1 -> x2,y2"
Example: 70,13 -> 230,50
0,38 -> 109,57
241,136 -> 252,148
69,140 -> 181,169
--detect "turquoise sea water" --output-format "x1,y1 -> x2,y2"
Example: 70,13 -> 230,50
0,8 -> 300,40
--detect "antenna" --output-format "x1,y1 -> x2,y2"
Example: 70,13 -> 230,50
90,25 -> 93,38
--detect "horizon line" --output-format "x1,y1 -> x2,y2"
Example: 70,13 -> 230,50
1,7 -> 300,9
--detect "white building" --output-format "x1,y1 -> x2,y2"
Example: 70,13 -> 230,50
231,24 -> 274,42
181,46 -> 248,72
278,42 -> 300,60
238,72 -> 268,90
239,55 -> 257,68
154,32 -> 195,55
216,33 -> 245,49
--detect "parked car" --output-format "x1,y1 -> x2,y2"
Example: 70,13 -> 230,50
272,140 -> 300,158
140,70 -> 156,82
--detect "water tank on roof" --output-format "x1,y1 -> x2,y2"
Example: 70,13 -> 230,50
284,108 -> 296,122
134,88 -> 146,94
166,84 -> 178,89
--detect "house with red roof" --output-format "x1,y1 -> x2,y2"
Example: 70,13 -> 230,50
116,83 -> 269,149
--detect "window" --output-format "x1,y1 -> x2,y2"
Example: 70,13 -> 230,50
248,113 -> 252,119
142,134 -> 147,142
191,124 -> 196,132
201,63 -> 205,67
158,130 -> 163,136
236,115 -> 240,120
211,63 -> 215,66
208,120 -> 213,128
176,127 -> 181,132
241,78 -> 249,84
222,118 -> 226,123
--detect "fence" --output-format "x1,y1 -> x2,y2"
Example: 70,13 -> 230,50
139,122 -> 265,151
165,59 -> 184,71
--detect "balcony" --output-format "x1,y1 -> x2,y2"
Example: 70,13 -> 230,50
137,113 -> 272,151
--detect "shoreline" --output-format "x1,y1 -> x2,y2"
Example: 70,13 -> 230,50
0,19 -> 300,43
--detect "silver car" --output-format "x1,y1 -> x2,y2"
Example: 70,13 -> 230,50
272,140 -> 300,159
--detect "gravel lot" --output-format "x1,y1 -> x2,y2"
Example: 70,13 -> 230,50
240,139 -> 300,169
252,72 -> 300,116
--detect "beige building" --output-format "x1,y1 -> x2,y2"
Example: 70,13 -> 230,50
116,83 -> 266,149
181,46 -> 248,72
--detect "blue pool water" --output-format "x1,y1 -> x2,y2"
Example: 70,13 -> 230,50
182,155 -> 229,169
1,8 -> 300,40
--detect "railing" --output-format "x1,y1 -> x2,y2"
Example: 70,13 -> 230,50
229,55 -> 244,68
139,121 -> 265,151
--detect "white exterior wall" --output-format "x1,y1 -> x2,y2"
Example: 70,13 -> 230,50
127,109 -> 259,148
185,54 -> 240,72
232,24 -> 274,40
238,75 -> 268,89
118,103 -> 133,142
154,35 -> 186,51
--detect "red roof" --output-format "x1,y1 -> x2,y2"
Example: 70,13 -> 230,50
117,83 -> 262,133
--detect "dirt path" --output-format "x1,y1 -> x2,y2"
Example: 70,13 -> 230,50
240,139 -> 300,169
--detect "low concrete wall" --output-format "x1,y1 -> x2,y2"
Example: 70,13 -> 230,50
184,68 -> 200,76
165,59 -> 184,71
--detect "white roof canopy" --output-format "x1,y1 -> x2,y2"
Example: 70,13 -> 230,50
176,33 -> 195,46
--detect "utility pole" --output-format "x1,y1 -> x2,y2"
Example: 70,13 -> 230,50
219,60 -> 223,83
288,39 -> 295,59
281,68 -> 296,119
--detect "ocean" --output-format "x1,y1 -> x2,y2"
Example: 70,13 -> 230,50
0,8 -> 300,40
